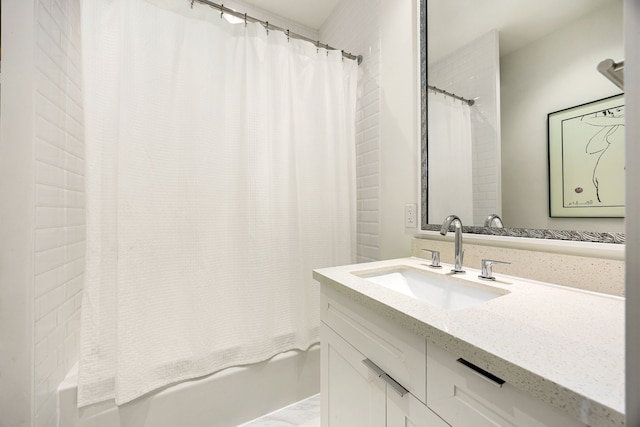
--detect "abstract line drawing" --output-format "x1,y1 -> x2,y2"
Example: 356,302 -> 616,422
582,106 -> 625,203
548,94 -> 625,218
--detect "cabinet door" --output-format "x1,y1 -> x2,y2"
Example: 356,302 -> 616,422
321,323 -> 386,427
387,388 -> 450,427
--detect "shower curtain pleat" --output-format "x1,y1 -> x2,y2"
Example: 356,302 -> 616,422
78,0 -> 357,407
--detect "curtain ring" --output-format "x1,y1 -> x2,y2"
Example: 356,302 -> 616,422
266,21 -> 269,35
286,29 -> 290,43
244,13 -> 247,27
190,0 -> 194,9
220,4 -> 223,18
316,41 -> 320,54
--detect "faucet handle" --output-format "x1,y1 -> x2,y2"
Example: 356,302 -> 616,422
421,249 -> 442,268
479,259 -> 510,280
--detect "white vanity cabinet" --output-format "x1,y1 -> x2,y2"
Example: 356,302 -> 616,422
320,285 -> 448,427
320,283 -> 588,427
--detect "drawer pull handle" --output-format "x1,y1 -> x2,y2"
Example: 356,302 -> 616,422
381,373 -> 409,396
362,358 -> 385,377
362,359 -> 409,396
456,358 -> 505,388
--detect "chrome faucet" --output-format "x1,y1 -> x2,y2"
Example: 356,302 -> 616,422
484,214 -> 504,228
440,215 -> 464,273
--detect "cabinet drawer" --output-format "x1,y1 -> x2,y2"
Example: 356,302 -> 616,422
426,344 -> 585,427
321,284 -> 427,403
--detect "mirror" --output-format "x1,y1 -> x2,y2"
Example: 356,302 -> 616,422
421,0 -> 625,243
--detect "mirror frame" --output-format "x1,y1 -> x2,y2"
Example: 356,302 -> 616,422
419,0 -> 625,244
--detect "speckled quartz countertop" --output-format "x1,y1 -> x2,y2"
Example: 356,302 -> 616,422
313,257 -> 625,427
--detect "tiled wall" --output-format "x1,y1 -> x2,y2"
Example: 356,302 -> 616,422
428,31 -> 501,226
33,0 -> 85,425
320,0 -> 381,262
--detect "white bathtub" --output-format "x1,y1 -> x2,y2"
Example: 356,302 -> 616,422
58,345 -> 320,427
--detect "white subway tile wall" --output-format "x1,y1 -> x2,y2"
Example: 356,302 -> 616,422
34,0 -> 85,425
428,31 -> 501,226
321,0 -> 381,262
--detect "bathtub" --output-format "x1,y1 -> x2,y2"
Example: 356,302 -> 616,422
58,345 -> 320,427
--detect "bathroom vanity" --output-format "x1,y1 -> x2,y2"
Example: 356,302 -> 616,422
314,258 -> 624,427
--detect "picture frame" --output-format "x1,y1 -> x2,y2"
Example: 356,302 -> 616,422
548,94 -> 625,218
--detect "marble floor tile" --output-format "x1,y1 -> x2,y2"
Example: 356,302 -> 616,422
239,394 -> 320,427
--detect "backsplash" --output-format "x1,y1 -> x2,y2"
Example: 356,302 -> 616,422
412,236 -> 624,296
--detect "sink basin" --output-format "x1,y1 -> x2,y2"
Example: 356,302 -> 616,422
355,267 -> 508,310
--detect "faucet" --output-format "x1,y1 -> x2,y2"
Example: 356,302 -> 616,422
484,214 -> 504,228
440,215 -> 464,273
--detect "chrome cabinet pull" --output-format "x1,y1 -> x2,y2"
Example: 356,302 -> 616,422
381,373 -> 409,396
362,358 -> 385,377
456,358 -> 505,388
362,359 -> 409,396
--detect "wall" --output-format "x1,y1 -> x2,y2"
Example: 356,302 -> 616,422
0,2 -> 36,426
428,31 -> 501,227
0,0 -> 86,426
321,0 -> 419,262
378,0 -> 420,260
501,1 -> 624,232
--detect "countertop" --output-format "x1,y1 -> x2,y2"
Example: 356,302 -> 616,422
313,257 -> 625,427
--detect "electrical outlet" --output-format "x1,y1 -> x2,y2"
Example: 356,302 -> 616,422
405,204 -> 417,228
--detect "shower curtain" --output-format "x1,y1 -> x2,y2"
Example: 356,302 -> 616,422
427,91 -> 473,224
78,0 -> 357,407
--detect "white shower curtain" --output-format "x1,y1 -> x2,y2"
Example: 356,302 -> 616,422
78,0 -> 357,407
427,91 -> 474,224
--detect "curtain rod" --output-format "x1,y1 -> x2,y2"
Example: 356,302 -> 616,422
190,0 -> 363,65
428,85 -> 475,106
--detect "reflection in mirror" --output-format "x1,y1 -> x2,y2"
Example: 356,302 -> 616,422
421,0 -> 625,243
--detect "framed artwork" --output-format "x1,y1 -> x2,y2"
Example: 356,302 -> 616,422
548,94 -> 625,218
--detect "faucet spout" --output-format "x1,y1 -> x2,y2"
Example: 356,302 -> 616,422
440,215 -> 464,273
484,214 -> 504,228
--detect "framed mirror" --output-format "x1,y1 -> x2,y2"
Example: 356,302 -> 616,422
420,0 -> 625,243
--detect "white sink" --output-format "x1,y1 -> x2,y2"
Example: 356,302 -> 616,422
355,267 -> 508,310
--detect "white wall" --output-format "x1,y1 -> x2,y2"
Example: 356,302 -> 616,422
321,0 -> 420,262
501,1 -> 624,232
378,0 -> 420,260
0,1 -> 36,426
0,0 -> 86,426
